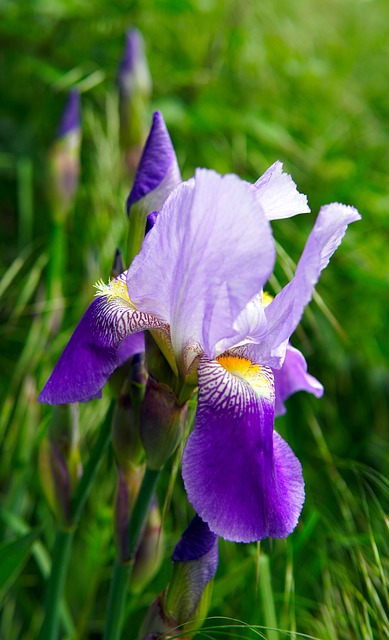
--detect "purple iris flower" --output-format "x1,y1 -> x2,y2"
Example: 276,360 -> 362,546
39,162 -> 360,543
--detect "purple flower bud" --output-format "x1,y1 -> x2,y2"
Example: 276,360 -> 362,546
38,404 -> 81,526
139,515 -> 218,639
118,28 -> 152,100
56,89 -> 81,138
114,463 -> 145,562
125,111 -> 181,263
131,498 -> 164,592
118,28 -> 152,168
172,515 -> 217,563
164,516 -> 218,626
126,111 -> 181,216
48,90 -> 81,219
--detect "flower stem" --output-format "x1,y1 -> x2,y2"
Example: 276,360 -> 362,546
38,528 -> 74,640
71,401 -> 115,522
38,401 -> 115,640
103,467 -> 160,640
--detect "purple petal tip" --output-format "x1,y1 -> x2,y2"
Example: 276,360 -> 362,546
126,111 -> 179,212
172,515 -> 217,563
56,90 -> 80,138
119,28 -> 143,77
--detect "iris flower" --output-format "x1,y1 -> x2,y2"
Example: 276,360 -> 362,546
40,152 -> 360,542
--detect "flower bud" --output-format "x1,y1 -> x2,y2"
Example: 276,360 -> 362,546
47,90 -> 81,221
38,404 -> 81,526
140,377 -> 187,470
138,515 -> 218,639
114,462 -> 145,562
118,28 -> 152,170
131,497 -> 164,592
126,111 -> 181,264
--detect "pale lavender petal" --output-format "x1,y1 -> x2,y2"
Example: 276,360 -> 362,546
126,111 -> 181,216
253,161 -> 310,220
127,170 -> 275,371
39,273 -> 165,405
182,356 -> 304,542
263,203 -> 361,355
215,293 -> 268,355
274,343 -> 324,416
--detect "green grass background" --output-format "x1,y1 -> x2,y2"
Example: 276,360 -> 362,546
0,0 -> 388,638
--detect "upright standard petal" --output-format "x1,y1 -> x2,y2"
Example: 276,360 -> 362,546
263,203 -> 361,356
274,343 -> 323,416
182,355 -> 305,542
127,170 -> 275,371
126,111 -> 181,216
39,273 -> 166,404
253,161 -> 310,220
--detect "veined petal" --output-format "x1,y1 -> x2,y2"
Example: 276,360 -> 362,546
264,203 -> 361,355
127,169 -> 275,371
39,273 -> 166,405
253,161 -> 310,220
215,293 -> 268,355
126,111 -> 181,216
182,355 -> 304,542
274,343 -> 324,416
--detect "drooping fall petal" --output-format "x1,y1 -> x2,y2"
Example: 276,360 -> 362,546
39,273 -> 166,404
182,355 -> 304,542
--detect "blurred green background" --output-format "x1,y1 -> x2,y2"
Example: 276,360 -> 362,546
1,0 -> 388,638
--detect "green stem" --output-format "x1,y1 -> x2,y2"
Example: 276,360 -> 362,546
103,467 -> 160,640
103,560 -> 131,640
71,401 -> 115,522
126,203 -> 146,266
39,401 -> 115,640
128,467 -> 159,556
48,219 -> 66,302
38,528 -> 74,640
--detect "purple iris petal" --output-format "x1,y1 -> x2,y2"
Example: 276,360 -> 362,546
172,515 -> 217,563
145,211 -> 158,235
127,170 -> 275,370
39,274 -> 165,405
274,343 -> 323,416
56,90 -> 80,138
117,332 -> 145,367
253,161 -> 310,220
263,203 -> 361,357
126,111 -> 181,215
182,356 -> 304,542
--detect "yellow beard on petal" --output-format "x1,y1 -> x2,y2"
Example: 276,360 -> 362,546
262,291 -> 273,308
94,278 -> 135,307
217,354 -> 274,401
